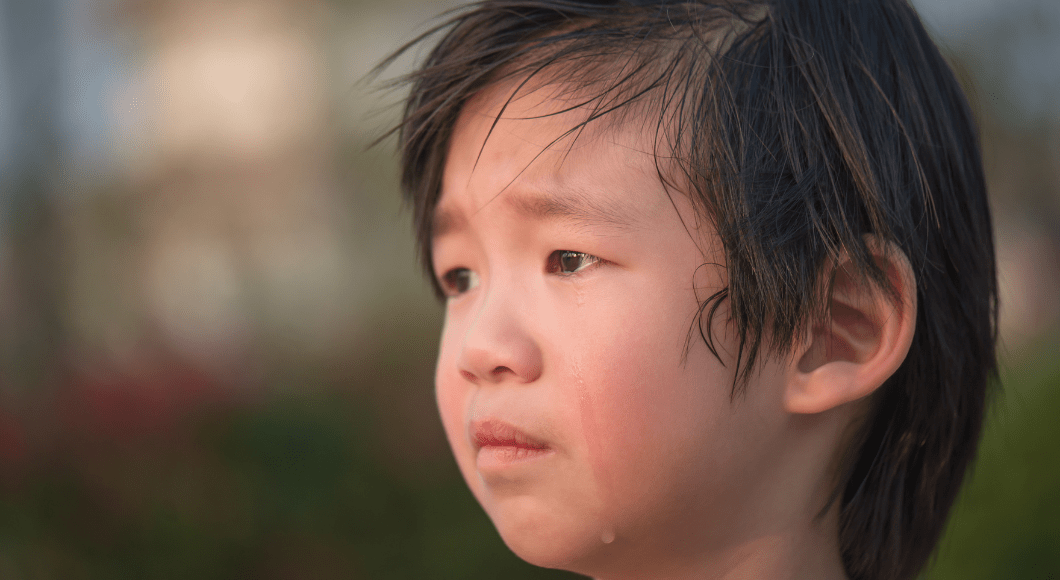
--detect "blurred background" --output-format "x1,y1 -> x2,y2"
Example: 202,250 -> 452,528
0,0 -> 1056,577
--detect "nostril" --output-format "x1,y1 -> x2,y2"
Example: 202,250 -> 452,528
490,366 -> 514,379
460,369 -> 478,383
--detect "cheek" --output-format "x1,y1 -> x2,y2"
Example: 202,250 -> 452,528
434,325 -> 475,477
598,333 -> 719,469
571,301 -> 712,489
568,275 -> 741,517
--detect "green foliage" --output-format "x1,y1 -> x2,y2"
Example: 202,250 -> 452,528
924,335 -> 1060,579
0,388 -> 581,579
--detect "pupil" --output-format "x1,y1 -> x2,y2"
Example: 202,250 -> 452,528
561,252 -> 580,272
445,270 -> 471,293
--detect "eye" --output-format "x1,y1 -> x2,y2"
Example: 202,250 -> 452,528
547,250 -> 602,275
438,250 -> 603,299
439,268 -> 479,297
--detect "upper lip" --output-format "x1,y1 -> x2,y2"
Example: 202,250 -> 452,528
470,418 -> 550,451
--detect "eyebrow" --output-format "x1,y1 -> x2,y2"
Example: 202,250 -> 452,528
432,188 -> 643,241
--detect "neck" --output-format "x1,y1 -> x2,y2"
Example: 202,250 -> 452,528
592,508 -> 848,580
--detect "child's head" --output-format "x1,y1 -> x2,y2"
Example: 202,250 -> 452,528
384,0 -> 998,578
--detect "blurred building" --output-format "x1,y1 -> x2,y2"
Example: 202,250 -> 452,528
75,0 -> 363,382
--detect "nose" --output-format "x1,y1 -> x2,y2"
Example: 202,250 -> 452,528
456,288 -> 543,384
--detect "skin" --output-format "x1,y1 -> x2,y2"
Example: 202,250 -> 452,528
430,81 -> 866,580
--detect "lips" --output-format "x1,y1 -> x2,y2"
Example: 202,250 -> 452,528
470,418 -> 550,451
471,418 -> 553,471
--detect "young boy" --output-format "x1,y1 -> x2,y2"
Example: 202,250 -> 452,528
380,0 -> 998,578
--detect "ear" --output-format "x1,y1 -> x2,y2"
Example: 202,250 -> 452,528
784,236 -> 917,415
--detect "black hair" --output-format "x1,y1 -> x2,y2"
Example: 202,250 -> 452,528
375,0 -> 999,578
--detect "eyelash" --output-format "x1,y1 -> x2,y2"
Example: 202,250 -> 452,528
439,250 -> 604,297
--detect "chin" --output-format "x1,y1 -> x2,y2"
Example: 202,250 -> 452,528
502,531 -> 580,570
487,497 -> 603,572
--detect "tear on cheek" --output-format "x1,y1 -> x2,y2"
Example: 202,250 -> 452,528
572,355 -> 616,534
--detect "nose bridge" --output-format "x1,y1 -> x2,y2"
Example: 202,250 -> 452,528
458,272 -> 542,384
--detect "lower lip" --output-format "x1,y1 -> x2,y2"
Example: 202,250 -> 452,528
476,445 -> 554,470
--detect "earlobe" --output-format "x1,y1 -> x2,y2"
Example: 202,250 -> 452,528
785,237 -> 917,415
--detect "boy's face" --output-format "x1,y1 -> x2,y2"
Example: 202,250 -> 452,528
432,83 -> 794,575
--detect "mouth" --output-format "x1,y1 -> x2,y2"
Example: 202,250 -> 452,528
470,418 -> 553,468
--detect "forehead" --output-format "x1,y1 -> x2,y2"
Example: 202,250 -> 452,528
434,80 -> 674,239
